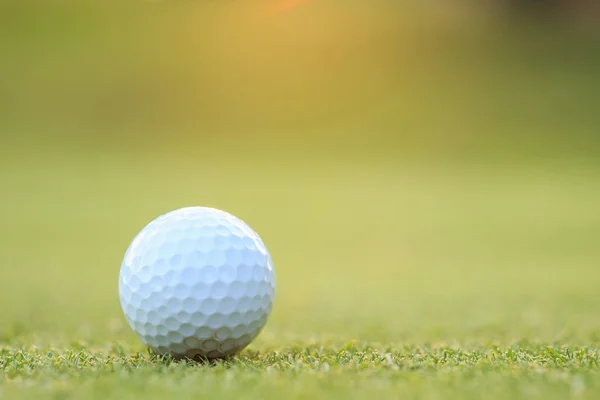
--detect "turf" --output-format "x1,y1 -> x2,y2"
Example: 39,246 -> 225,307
1,344 -> 599,400
1,140 -> 599,399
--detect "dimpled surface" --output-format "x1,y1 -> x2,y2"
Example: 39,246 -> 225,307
119,207 -> 275,360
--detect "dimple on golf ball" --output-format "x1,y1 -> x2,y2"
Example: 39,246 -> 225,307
118,207 -> 276,360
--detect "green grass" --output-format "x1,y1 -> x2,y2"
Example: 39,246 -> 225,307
1,137 -> 599,399
1,344 -> 599,400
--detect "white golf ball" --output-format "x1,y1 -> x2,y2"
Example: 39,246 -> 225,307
118,207 -> 275,360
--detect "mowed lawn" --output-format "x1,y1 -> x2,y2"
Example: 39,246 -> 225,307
1,137 -> 599,399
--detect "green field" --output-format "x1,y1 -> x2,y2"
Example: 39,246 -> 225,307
2,2 -> 600,399
2,138 -> 599,399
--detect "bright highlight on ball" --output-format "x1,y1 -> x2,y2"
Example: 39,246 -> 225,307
118,207 -> 276,360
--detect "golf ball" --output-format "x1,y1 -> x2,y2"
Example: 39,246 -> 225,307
118,207 -> 275,360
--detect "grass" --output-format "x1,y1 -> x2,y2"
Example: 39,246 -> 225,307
1,344 -> 599,399
1,138 -> 599,399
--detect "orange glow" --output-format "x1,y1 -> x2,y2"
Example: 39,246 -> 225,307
277,0 -> 309,12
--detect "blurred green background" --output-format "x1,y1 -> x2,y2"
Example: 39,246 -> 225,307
1,0 -> 599,351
